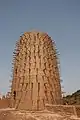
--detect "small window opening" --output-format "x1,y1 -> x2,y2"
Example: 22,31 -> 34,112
13,91 -> 16,100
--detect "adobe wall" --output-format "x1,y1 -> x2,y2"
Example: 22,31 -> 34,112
0,98 -> 10,109
0,101 -> 80,118
45,104 -> 80,118
75,105 -> 80,117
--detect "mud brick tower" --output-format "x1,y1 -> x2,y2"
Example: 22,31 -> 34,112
11,31 -> 62,110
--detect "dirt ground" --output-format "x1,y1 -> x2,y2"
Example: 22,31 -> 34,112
0,109 -> 80,120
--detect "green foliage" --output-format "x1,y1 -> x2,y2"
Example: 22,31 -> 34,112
63,90 -> 80,105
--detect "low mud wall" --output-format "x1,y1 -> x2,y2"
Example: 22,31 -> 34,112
0,98 -> 10,109
45,104 -> 80,118
75,105 -> 80,117
0,100 -> 80,118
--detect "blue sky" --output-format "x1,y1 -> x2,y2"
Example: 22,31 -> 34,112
0,0 -> 80,95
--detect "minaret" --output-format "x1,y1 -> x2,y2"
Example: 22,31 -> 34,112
11,31 -> 62,110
